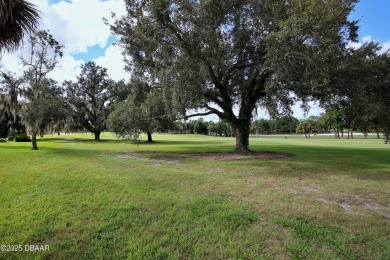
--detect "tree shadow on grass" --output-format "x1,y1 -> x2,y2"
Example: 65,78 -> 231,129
41,138 -> 124,144
243,145 -> 390,181
2,138 -> 388,181
0,144 -> 105,162
128,142 -> 390,181
0,145 -> 34,150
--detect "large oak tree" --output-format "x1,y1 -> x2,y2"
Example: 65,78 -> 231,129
111,0 -> 358,152
65,62 -> 113,140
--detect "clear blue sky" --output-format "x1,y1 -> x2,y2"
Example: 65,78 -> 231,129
350,0 -> 390,42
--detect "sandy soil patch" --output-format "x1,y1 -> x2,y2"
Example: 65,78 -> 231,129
117,153 -> 180,166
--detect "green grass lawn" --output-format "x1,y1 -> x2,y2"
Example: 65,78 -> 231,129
0,133 -> 389,259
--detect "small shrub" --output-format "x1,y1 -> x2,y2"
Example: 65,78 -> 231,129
7,136 -> 14,141
14,134 -> 31,142
0,138 -> 6,142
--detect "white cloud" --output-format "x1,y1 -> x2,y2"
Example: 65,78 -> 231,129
94,44 -> 129,81
380,41 -> 390,54
0,0 -> 128,83
0,49 -> 82,83
48,55 -> 83,83
347,41 -> 362,50
348,35 -> 390,54
362,35 -> 374,43
292,101 -> 323,119
0,51 -> 24,76
35,0 -> 126,55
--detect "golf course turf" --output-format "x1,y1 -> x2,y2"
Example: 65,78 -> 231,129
0,133 -> 389,259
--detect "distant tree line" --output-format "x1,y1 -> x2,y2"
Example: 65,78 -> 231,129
296,112 -> 384,139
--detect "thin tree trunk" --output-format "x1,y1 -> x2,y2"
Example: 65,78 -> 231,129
94,131 -> 101,140
31,131 -> 38,150
147,131 -> 153,143
376,127 -> 380,139
349,122 -> 354,139
384,125 -> 390,144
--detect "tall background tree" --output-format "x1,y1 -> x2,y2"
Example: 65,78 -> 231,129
0,0 -> 40,52
251,119 -> 271,137
1,30 -> 64,149
370,54 -> 390,143
65,61 -> 113,140
21,30 -> 63,149
0,71 -> 23,120
208,120 -> 231,137
111,0 -> 359,153
108,78 -> 171,143
108,96 -> 153,142
296,116 -> 319,138
319,41 -> 390,142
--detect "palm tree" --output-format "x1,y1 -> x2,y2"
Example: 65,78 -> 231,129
0,0 -> 40,52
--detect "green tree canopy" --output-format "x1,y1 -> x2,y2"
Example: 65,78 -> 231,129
320,42 -> 390,142
1,30 -> 64,150
65,62 -> 113,140
111,0 -> 359,153
108,81 -> 170,143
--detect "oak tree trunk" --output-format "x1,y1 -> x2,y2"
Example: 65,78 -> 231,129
234,123 -> 250,153
147,131 -> 153,143
94,131 -> 101,140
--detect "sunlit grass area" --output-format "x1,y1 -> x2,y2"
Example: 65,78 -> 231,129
0,133 -> 389,259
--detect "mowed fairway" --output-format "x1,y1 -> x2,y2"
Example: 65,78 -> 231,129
0,133 -> 389,259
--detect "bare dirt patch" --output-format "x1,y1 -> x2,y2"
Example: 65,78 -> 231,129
117,154 -> 147,160
151,161 -> 162,167
153,158 -> 180,164
286,185 -> 389,218
117,153 -> 180,166
194,151 -> 294,161
117,154 -> 134,159
313,194 -> 390,218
